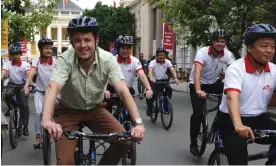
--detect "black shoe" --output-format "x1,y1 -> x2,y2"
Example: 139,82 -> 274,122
33,144 -> 42,149
22,126 -> 29,136
190,144 -> 199,157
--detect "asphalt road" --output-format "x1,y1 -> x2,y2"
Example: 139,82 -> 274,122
1,89 -> 269,165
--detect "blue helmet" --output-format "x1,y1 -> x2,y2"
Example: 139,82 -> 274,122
67,16 -> 100,36
8,43 -> 21,54
156,47 -> 167,55
243,24 -> 276,45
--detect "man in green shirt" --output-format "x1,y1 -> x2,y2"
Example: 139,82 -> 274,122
41,16 -> 145,165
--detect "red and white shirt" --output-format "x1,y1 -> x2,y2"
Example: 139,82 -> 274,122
2,60 -> 30,84
31,56 -> 55,91
149,59 -> 174,80
114,55 -> 142,88
189,46 -> 235,84
219,55 -> 276,116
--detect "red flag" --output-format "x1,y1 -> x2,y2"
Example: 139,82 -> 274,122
113,0 -> 116,7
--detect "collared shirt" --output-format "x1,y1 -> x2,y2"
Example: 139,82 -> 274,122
219,55 -> 276,116
189,46 -> 235,84
114,55 -> 142,88
31,57 -> 55,91
2,60 -> 30,84
50,47 -> 124,111
149,59 -> 173,80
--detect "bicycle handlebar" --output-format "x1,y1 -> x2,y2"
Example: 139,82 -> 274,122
62,129 -> 132,141
206,93 -> 222,98
247,129 -> 276,143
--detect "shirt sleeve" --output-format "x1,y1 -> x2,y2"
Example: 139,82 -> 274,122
148,60 -> 154,68
224,65 -> 243,94
31,58 -> 39,68
134,58 -> 143,72
25,63 -> 31,71
50,57 -> 70,86
2,61 -> 9,71
166,60 -> 173,68
107,56 -> 124,85
194,50 -> 205,66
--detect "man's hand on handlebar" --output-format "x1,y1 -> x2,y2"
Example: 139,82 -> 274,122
234,123 -> 255,142
174,78 -> 180,85
196,90 -> 206,98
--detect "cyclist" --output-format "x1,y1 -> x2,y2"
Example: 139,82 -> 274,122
104,35 -> 153,112
137,53 -> 150,99
1,42 -> 31,136
218,23 -> 276,165
41,16 -> 145,165
23,37 -> 55,149
189,29 -> 235,156
146,47 -> 179,116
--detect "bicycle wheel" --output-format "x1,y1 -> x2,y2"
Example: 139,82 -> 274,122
150,98 -> 158,122
42,129 -> 51,165
1,132 -> 3,158
122,123 -> 136,165
160,97 -> 173,130
208,148 -> 228,165
197,113 -> 208,157
9,108 -> 19,149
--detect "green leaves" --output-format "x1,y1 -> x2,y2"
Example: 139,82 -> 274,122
83,2 -> 135,51
148,0 -> 276,59
2,0 -> 58,44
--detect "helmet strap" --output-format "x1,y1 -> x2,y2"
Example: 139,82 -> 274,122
248,52 -> 266,66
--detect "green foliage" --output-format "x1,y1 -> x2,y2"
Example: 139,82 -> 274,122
83,2 -> 135,50
148,0 -> 276,58
2,0 -> 59,44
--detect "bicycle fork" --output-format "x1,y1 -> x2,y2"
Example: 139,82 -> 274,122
89,140 -> 96,165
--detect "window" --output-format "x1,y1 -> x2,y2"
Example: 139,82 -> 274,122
52,47 -> 57,56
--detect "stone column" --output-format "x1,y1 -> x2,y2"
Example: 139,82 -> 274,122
58,26 -> 62,54
46,26 -> 51,38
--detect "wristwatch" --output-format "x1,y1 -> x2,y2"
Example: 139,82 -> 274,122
134,118 -> 143,125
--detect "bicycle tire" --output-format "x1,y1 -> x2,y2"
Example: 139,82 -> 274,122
197,113 -> 208,157
9,108 -> 18,149
160,97 -> 173,130
42,129 -> 51,165
208,148 -> 228,165
150,98 -> 158,122
1,132 -> 3,158
122,123 -> 136,165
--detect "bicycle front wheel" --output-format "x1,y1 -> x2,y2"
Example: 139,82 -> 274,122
208,148 -> 228,165
42,129 -> 51,165
122,123 -> 137,165
9,108 -> 19,149
160,97 -> 173,130
150,98 -> 158,122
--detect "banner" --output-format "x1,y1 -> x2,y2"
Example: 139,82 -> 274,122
20,37 -> 27,54
1,19 -> 9,57
163,22 -> 173,50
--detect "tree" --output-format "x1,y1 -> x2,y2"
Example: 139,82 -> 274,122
2,0 -> 59,44
83,2 -> 135,51
148,0 -> 276,59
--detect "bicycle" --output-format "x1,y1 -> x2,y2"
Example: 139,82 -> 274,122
43,125 -> 135,165
6,83 -> 35,149
208,129 -> 276,165
109,93 -> 138,165
196,93 -> 222,157
149,80 -> 174,130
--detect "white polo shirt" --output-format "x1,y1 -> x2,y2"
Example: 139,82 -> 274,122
219,55 -> 276,117
31,57 -> 55,91
114,55 -> 142,88
149,59 -> 174,80
2,60 -> 30,84
189,46 -> 235,84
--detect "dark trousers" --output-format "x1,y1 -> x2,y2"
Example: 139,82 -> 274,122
6,82 -> 29,127
137,78 -> 144,95
189,80 -> 223,145
105,84 -> 135,113
146,80 -> 172,111
218,112 -> 276,165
